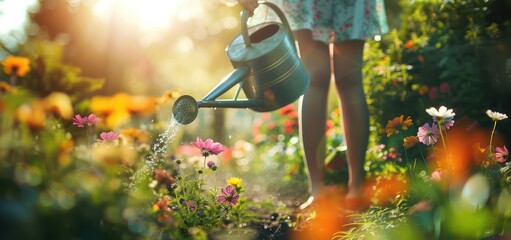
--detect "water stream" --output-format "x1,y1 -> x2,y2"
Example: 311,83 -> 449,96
128,115 -> 181,190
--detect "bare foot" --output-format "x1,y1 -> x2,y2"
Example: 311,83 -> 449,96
343,188 -> 370,212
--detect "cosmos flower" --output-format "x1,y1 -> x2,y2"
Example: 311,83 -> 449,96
216,185 -> 239,206
73,114 -> 101,128
425,106 -> 455,130
486,110 -> 508,121
1,55 -> 30,77
191,137 -> 225,157
495,146 -> 509,163
417,123 -> 440,146
98,131 -> 118,142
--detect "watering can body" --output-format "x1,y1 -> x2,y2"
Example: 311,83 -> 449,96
173,2 -> 310,125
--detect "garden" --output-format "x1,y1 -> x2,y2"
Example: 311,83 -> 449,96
1,0 -> 511,239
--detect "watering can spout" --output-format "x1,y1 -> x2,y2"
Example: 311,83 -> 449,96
171,1 -> 310,125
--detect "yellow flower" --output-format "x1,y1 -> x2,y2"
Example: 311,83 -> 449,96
90,93 -> 157,129
43,92 -> 74,120
128,95 -> 157,116
119,128 -> 151,143
2,55 -> 30,77
226,177 -> 242,188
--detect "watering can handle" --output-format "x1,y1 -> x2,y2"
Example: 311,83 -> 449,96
241,1 -> 297,52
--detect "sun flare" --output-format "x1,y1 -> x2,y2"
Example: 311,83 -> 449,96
92,0 -> 192,33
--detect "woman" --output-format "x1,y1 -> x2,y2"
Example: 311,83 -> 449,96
237,0 -> 388,210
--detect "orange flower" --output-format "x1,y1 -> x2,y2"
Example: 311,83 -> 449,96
2,55 -> 30,77
418,85 -> 429,95
158,88 -> 180,104
382,115 -> 413,137
59,139 -> 75,167
403,136 -> 419,149
417,55 -> 425,63
404,40 -> 416,50
15,102 -> 46,130
0,82 -> 12,93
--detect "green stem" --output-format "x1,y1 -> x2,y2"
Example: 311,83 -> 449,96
489,120 -> 497,154
437,122 -> 447,152
9,75 -> 17,86
418,146 -> 430,173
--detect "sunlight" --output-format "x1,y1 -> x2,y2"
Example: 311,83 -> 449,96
0,0 -> 38,51
92,0 -> 195,33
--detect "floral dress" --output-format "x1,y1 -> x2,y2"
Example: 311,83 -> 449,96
248,0 -> 389,44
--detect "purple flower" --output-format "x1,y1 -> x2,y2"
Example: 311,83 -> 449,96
495,146 -> 509,163
417,123 -> 440,146
216,185 -> 239,206
207,161 -> 216,169
98,131 -> 118,142
73,114 -> 101,128
191,137 -> 225,157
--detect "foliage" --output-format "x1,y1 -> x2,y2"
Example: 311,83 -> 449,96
364,0 -> 511,147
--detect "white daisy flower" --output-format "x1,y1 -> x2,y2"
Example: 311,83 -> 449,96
486,110 -> 508,121
425,106 -> 455,121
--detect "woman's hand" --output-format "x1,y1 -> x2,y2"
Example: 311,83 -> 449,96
237,0 -> 259,16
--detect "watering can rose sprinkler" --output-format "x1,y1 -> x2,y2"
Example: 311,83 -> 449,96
172,2 -> 310,125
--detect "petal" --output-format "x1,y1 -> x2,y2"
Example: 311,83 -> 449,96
204,139 -> 213,148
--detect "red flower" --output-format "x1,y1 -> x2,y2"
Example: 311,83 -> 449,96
279,104 -> 296,116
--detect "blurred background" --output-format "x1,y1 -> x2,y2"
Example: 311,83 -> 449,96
0,0 -> 402,143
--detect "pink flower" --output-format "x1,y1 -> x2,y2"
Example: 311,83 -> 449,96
216,185 -> 239,206
191,137 -> 225,157
98,131 -> 118,142
495,146 -> 509,163
417,123 -> 440,146
73,114 -> 101,128
431,170 -> 442,181
428,86 -> 439,100
439,83 -> 450,93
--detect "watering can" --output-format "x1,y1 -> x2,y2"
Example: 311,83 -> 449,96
172,1 -> 310,125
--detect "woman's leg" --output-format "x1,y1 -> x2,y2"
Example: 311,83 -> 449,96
295,30 -> 332,206
332,40 -> 368,199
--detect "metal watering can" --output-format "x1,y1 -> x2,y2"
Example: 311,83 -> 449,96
172,2 -> 310,125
